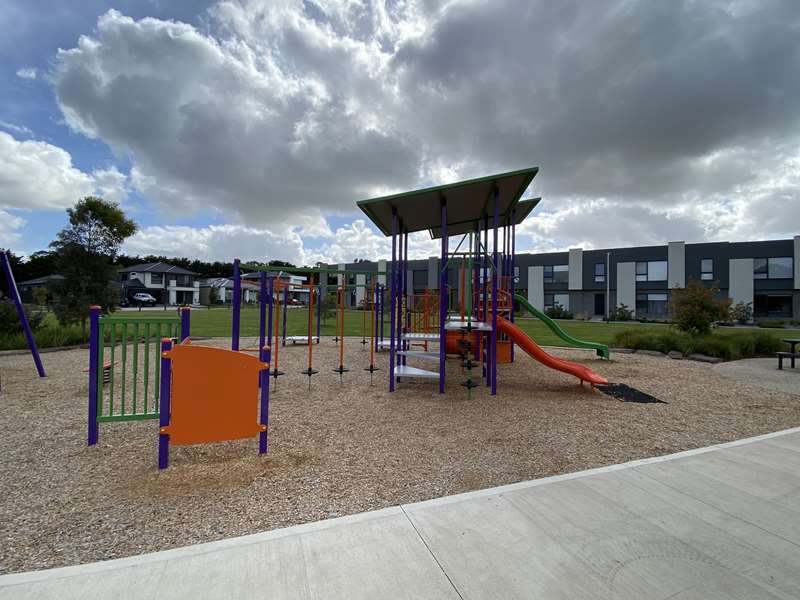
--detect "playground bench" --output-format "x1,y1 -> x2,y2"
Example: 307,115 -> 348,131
776,352 -> 797,370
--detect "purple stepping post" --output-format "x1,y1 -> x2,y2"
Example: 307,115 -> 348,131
87,305 -> 101,445
158,338 -> 173,470
231,258 -> 241,351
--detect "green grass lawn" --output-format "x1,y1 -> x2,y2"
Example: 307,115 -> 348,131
4,306 -> 798,352
116,307 -> 800,348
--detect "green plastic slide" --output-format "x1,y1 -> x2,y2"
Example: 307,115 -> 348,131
514,294 -> 610,359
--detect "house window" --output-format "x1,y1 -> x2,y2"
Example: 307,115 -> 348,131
543,293 -> 570,311
544,264 -> 568,284
594,262 -> 605,283
754,294 -> 792,318
700,259 -> 713,281
151,273 -> 163,285
636,293 -> 668,316
635,261 -> 668,282
754,257 -> 792,280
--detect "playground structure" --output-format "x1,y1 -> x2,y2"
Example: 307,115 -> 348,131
356,167 -> 609,394
1,249 -> 46,378
85,167 -> 609,469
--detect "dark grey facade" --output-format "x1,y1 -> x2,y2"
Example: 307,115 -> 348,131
325,237 -> 800,321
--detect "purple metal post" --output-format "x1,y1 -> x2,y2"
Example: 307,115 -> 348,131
491,187 -> 499,396
389,208 -> 397,392
510,210 -> 517,362
282,284 -> 288,346
1,250 -> 45,377
379,285 -> 384,346
315,278 -> 321,343
483,215 -> 489,385
180,307 -> 190,342
259,272 -> 267,351
231,258 -> 241,351
439,197 -> 447,394
158,338 -> 173,470
374,281 -> 379,352
402,228 -> 409,365
259,273 -> 272,454
87,305 -> 101,445
396,221 -> 404,367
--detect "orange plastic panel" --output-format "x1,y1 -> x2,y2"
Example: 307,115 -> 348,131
162,344 -> 266,445
496,340 -> 512,364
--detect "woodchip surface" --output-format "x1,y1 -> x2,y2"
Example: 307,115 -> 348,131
1,337 -> 799,574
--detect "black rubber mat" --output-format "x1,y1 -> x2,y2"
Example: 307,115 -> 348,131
596,383 -> 666,404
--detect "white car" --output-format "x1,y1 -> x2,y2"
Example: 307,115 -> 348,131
132,292 -> 157,304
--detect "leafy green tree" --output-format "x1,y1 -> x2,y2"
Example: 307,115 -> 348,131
669,278 -> 730,335
50,197 -> 137,328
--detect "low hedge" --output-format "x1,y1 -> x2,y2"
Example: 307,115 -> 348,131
613,327 -> 784,361
0,325 -> 89,352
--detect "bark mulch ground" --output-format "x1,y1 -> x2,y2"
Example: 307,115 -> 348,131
1,337 -> 799,574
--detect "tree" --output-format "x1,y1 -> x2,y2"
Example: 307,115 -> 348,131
50,197 -> 137,328
669,278 -> 730,335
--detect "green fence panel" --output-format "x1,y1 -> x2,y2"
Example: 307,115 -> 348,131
96,315 -> 180,424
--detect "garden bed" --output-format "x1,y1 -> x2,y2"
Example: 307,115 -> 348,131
1,337 -> 799,574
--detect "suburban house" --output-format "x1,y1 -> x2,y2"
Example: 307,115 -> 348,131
199,277 -> 260,305
322,236 -> 800,321
119,262 -> 200,305
198,273 -> 309,305
15,274 -> 64,303
241,272 -> 311,304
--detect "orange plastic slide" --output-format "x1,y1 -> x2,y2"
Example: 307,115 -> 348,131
498,317 -> 608,385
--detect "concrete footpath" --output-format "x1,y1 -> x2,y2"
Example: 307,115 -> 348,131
2,427 -> 800,599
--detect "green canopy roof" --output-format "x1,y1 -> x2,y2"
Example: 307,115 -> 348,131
357,167 -> 539,237
428,197 -> 540,239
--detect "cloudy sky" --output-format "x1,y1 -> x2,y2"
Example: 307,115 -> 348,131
1,0 -> 799,264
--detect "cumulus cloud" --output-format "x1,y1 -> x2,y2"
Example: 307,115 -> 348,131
0,131 -> 128,211
15,67 -> 37,80
124,223 -> 307,264
124,218 -> 442,264
49,0 -> 800,261
0,209 -> 25,246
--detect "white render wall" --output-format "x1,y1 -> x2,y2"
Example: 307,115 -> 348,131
356,274 -> 366,306
729,258 -> 754,307
794,236 -> 800,290
667,241 -> 685,288
616,262 -> 636,315
378,260 -> 387,286
428,257 -> 438,289
568,249 -> 583,290
527,265 -> 544,310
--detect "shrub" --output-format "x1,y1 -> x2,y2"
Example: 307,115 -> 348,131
0,301 -> 44,336
669,279 -> 730,335
0,321 -> 88,351
729,301 -> 753,324
757,320 -> 785,329
609,303 -> 633,321
612,327 -> 783,360
545,303 -> 573,319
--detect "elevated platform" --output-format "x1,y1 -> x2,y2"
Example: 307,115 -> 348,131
444,319 -> 492,331
284,336 -> 319,344
394,365 -> 439,379
395,350 -> 439,363
402,332 -> 440,342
